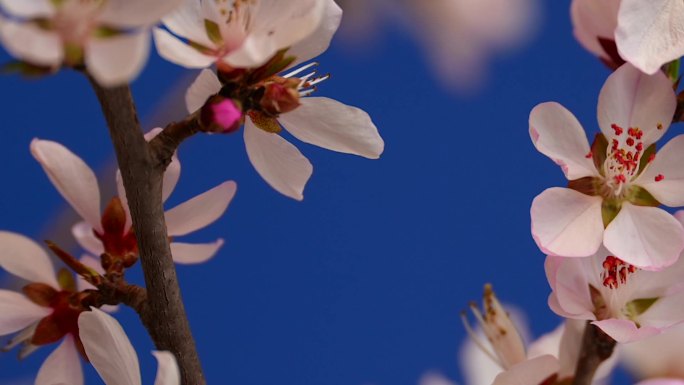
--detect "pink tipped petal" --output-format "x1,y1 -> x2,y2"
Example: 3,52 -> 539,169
244,119 -> 312,200
279,97 -> 384,159
550,257 -> 596,319
0,231 -> 57,286
592,319 -> 660,343
153,28 -> 216,69
597,63 -> 676,147
636,135 -> 684,206
491,355 -> 560,385
0,0 -> 54,18
0,21 -> 62,66
35,336 -> 84,385
31,139 -> 102,232
165,181 -> 236,237
152,351 -> 180,385
616,0 -> 684,75
224,0 -> 325,68
86,32 -> 150,87
604,203 -> 684,270
170,240 -> 224,264
185,69 -> 223,113
79,309 -> 141,385
287,0 -> 343,66
98,0 -> 183,29
529,102 -> 597,180
161,0 -> 214,48
0,290 -> 51,335
571,0 -> 620,59
531,188 -> 604,257
72,221 -> 104,256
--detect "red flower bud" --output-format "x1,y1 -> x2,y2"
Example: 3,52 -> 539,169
200,96 -> 243,134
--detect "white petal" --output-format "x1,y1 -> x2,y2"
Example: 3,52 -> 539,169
170,240 -> 224,264
224,0 -> 325,68
529,102 -> 597,180
35,336 -> 84,385
0,231 -> 57,286
72,221 -> 104,256
244,118 -> 312,200
279,97 -> 384,159
185,69 -> 222,113
597,63 -> 676,147
530,188 -> 604,257
637,380 -> 684,385
616,0 -> 684,74
592,318 -> 661,343
31,139 -> 102,232
98,0 -> 183,29
636,135 -> 684,206
0,0 -> 54,18
604,203 -> 684,270
287,0 -> 342,66
491,355 -> 559,385
152,351 -> 180,385
161,0 -> 214,47
78,309 -> 141,385
86,32 -> 150,87
153,28 -> 216,69
571,0 -> 620,58
548,257 -> 595,320
0,290 -> 50,335
0,21 -> 62,66
165,181 -> 236,236
418,372 -> 456,385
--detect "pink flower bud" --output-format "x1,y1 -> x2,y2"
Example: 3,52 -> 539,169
201,96 -> 243,134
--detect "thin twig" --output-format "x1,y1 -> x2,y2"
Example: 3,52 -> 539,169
571,322 -> 616,385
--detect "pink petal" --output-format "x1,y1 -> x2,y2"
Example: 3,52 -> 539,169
170,240 -> 224,264
637,380 -> 684,385
0,0 -> 54,18
78,309 -> 141,385
86,32 -> 150,87
161,0 -> 215,48
35,335 -> 84,385
531,188 -> 604,257
0,21 -> 62,66
72,221 -> 104,256
592,318 -> 661,343
637,291 -> 684,330
529,102 -> 597,180
570,0 -> 620,59
622,323 -> 684,379
548,256 -> 595,320
244,119 -> 313,200
165,181 -> 236,237
636,134 -> 684,206
153,28 -> 216,69
597,63 -> 676,147
0,290 -> 51,335
418,372 -> 456,385
152,351 -> 180,385
616,0 -> 684,74
30,139 -> 102,232
491,355 -> 559,385
97,0 -> 183,29
287,0 -> 342,66
185,69 -> 222,113
603,203 -> 684,270
0,231 -> 57,287
279,97 -> 384,159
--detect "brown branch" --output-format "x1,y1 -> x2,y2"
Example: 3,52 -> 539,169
88,77 -> 205,385
148,113 -> 201,167
571,322 -> 616,385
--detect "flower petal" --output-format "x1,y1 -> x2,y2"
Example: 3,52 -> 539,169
165,181 -> 236,237
244,119 -> 313,200
616,0 -> 684,74
637,380 -> 684,385
604,203 -> 684,270
592,318 -> 661,343
279,97 -> 384,159
546,256 -> 596,320
570,0 -> 620,59
597,63 -> 676,147
97,0 -> 183,29
72,222 -> 104,256
0,0 -> 54,18
287,0 -> 342,66
170,240 -> 224,264
0,21 -> 62,66
35,336 -> 84,385
31,139 -> 102,232
531,188 -> 604,257
86,32 -> 150,87
0,231 -> 57,286
636,135 -> 684,206
78,309 -> 141,385
152,351 -> 180,385
637,291 -> 684,330
153,28 -> 216,69
491,355 -> 559,385
161,0 -> 214,47
419,372 -> 456,385
529,102 -> 597,180
185,69 -> 222,113
0,290 -> 51,335
224,0 -> 325,68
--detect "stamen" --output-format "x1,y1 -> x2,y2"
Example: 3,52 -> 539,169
601,255 -> 637,289
283,62 -> 319,78
460,310 -> 502,367
655,174 -> 664,182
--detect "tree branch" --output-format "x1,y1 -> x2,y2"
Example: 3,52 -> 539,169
148,113 -> 201,168
572,322 -> 616,385
88,77 -> 205,385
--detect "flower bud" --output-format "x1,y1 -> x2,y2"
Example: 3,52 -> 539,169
200,95 -> 243,134
260,77 -> 301,115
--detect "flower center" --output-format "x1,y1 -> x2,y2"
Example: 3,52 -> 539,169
601,255 -> 637,289
53,0 -> 104,45
600,124 -> 644,198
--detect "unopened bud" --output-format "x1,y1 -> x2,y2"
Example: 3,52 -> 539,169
260,77 -> 301,115
200,96 -> 243,134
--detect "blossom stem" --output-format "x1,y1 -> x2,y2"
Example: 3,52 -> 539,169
88,77 -> 205,385
571,322 -> 616,385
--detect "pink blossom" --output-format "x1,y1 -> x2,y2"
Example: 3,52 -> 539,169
570,0 -> 624,68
